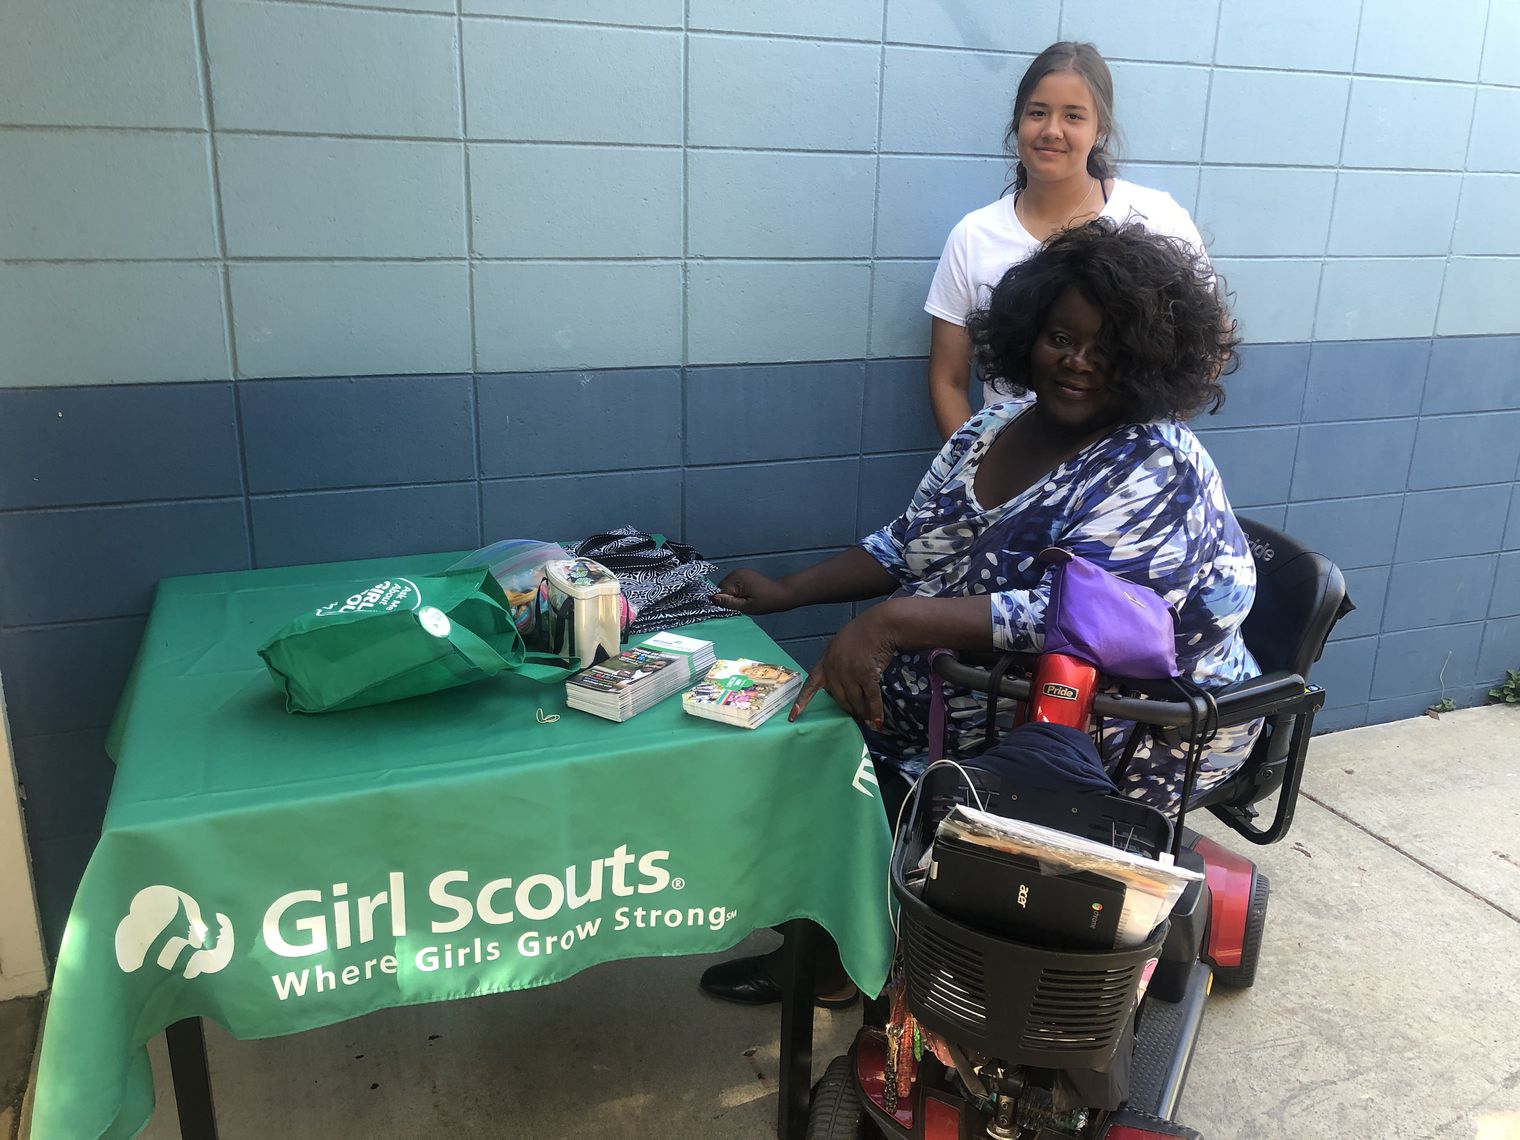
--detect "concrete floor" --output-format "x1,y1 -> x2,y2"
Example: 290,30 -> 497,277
18,705 -> 1520,1139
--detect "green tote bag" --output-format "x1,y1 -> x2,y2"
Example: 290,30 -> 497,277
258,567 -> 577,713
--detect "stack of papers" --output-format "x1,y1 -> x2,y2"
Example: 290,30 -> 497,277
934,804 -> 1204,948
565,631 -> 715,722
681,658 -> 803,730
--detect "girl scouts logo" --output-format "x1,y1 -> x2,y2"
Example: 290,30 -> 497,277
115,885 -> 235,978
313,578 -> 420,618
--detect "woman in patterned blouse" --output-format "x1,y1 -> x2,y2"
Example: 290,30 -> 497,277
713,219 -> 1259,815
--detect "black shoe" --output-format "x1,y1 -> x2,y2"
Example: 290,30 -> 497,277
698,954 -> 859,1009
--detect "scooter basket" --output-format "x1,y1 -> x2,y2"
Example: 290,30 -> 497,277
895,877 -> 1166,1071
892,765 -> 1173,1070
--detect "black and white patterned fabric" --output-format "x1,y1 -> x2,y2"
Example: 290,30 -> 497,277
571,527 -> 730,634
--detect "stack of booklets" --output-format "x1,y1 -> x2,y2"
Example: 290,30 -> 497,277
931,805 -> 1204,948
681,658 -> 804,730
564,631 -> 716,722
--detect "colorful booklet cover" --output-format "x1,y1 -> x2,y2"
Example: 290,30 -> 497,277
564,631 -> 715,722
681,658 -> 803,729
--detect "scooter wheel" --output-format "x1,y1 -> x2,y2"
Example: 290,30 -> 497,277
1212,869 -> 1270,989
805,1055 -> 870,1140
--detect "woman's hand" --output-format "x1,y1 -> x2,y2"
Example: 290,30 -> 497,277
790,606 -> 899,728
711,568 -> 797,615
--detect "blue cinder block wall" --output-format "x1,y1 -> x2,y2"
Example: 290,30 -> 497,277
1,0 -> 1517,955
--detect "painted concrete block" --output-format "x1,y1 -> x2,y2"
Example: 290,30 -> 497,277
474,261 -> 681,372
0,130 -> 216,259
1478,616 -> 1520,683
1328,172 -> 1463,257
688,151 -> 877,258
687,261 -> 871,365
205,0 -> 460,136
1397,484 -> 1513,562
1406,414 -> 1520,491
1383,555 -> 1498,631
466,0 -> 680,24
9,730 -> 115,842
1202,342 -> 1309,430
1437,258 -> 1520,337
1291,420 -> 1419,500
1061,0 -> 1217,62
1303,339 -> 1430,422
1508,485 -> 1520,550
686,458 -> 860,558
231,261 -> 470,378
690,0 -> 882,40
470,144 -> 681,257
482,469 -> 682,543
1467,86 -> 1520,173
1453,175 -> 1520,257
1204,71 -> 1349,167
1214,0 -> 1359,71
1313,703 -> 1369,733
1483,0 -> 1520,86
478,369 -> 681,478
1333,566 -> 1389,641
0,384 -> 240,509
1314,258 -> 1444,341
888,0 -> 1057,49
880,46 -> 1026,155
859,452 -> 936,535
1424,336 -> 1520,413
1312,636 -> 1377,708
0,499 -> 248,626
1342,78 -> 1474,171
1121,164 -> 1200,215
0,263 -> 229,387
1284,495 -> 1405,570
464,21 -> 681,143
0,0 -> 204,128
1370,622 -> 1485,699
1355,0 -> 1486,81
1211,258 -> 1320,344
251,483 -> 479,567
863,359 -> 942,453
218,136 -> 465,258
1193,425 -> 1296,507
240,374 -> 476,492
0,623 -> 144,739
687,362 -> 865,463
689,34 -> 879,151
1106,61 -> 1209,164
1493,553 -> 1520,619
1195,166 -> 1335,258
869,260 -> 939,359
874,157 -> 1008,259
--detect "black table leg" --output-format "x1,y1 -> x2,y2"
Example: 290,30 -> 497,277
776,918 -> 818,1140
166,1017 -> 218,1139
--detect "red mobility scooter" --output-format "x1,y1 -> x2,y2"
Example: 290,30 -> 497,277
805,518 -> 1352,1140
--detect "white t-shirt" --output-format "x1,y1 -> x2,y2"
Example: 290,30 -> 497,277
924,179 -> 1211,409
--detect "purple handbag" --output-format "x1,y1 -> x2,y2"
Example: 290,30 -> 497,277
1039,547 -> 1179,681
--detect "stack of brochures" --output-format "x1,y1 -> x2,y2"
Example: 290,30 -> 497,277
932,804 -> 1204,949
681,658 -> 804,730
564,631 -> 715,722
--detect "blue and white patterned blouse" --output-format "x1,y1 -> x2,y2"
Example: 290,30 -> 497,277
859,402 -> 1261,813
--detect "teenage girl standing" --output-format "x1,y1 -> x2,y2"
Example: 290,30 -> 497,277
925,41 -> 1212,440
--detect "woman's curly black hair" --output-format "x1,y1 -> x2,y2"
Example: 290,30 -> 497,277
966,219 -> 1240,421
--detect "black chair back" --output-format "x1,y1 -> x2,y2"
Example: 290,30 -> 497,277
1236,516 -> 1352,681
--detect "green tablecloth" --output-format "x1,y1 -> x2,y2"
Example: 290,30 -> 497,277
32,554 -> 893,1139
